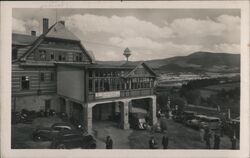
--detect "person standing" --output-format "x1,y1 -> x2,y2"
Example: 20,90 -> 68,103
200,128 -> 205,142
106,136 -> 113,149
213,133 -> 221,149
231,135 -> 237,149
204,128 -> 211,149
149,136 -> 157,149
162,135 -> 169,149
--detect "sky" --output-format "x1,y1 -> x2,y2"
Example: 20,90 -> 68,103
12,9 -> 240,61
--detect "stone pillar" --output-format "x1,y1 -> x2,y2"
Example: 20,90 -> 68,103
120,100 -> 130,129
65,99 -> 71,118
150,96 -> 157,125
83,103 -> 93,134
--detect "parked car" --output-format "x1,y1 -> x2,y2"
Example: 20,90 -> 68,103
129,113 -> 148,130
50,130 -> 96,149
200,116 -> 221,130
173,111 -> 197,123
185,114 -> 207,129
32,122 -> 75,141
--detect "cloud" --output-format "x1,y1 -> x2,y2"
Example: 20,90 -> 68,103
12,18 -> 40,34
63,14 -> 173,39
108,36 -> 202,60
95,50 -> 122,61
170,18 -> 226,37
12,13 -> 240,61
12,18 -> 26,33
25,19 -> 40,32
211,43 -> 240,54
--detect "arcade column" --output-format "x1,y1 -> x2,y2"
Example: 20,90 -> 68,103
65,99 -> 71,118
83,103 -> 93,134
149,96 -> 157,125
120,100 -> 130,129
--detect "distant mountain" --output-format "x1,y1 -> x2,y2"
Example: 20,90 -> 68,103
97,51 -> 240,73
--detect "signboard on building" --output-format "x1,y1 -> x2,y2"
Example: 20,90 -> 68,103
95,91 -> 120,99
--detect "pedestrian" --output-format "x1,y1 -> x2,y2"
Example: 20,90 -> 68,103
105,136 -> 113,149
200,128 -> 205,142
204,128 -> 211,149
162,135 -> 169,149
213,133 -> 221,149
149,136 -> 157,149
231,135 -> 237,149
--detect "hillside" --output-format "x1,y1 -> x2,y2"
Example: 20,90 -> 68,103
97,51 -> 240,73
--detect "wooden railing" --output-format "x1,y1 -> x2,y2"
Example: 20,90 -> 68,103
88,88 -> 154,101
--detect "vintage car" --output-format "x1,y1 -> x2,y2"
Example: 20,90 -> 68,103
201,116 -> 221,130
129,113 -> 148,130
173,111 -> 197,123
50,130 -> 96,149
32,122 -> 75,141
185,114 -> 207,129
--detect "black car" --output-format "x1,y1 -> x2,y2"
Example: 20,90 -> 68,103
50,130 -> 96,149
129,113 -> 148,130
32,122 -> 74,141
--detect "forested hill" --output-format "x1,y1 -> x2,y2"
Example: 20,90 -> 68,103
97,51 -> 240,73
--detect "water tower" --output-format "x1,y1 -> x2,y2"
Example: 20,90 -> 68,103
123,47 -> 131,62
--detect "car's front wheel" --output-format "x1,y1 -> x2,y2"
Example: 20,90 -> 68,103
56,144 -> 66,149
33,135 -> 41,141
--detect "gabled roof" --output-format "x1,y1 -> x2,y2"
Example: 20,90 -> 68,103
125,62 -> 157,78
15,21 -> 93,63
46,22 -> 80,41
12,33 -> 38,46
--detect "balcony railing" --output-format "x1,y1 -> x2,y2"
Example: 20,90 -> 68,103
88,88 -> 154,102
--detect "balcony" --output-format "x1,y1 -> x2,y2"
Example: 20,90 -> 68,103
88,88 -> 154,102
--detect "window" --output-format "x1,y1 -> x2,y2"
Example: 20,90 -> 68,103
59,54 -> 62,61
50,72 -> 55,81
89,71 -> 93,77
75,53 -> 82,62
39,50 -> 46,60
21,76 -> 30,90
50,53 -> 54,60
89,79 -> 93,92
62,54 -> 66,61
40,72 -> 45,81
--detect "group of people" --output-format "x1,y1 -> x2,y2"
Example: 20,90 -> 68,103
149,134 -> 169,149
105,134 -> 169,149
201,128 -> 237,149
105,128 -> 237,149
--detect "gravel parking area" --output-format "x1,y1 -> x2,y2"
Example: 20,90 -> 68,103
12,117 -> 239,149
129,118 -> 239,149
11,116 -> 63,149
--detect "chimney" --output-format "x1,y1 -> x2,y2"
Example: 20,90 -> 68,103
31,30 -> 36,36
43,18 -> 49,33
59,21 -> 65,26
